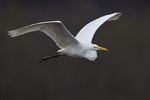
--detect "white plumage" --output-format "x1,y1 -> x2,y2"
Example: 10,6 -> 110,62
8,12 -> 121,61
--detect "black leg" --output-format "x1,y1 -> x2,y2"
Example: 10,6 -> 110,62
39,54 -> 65,63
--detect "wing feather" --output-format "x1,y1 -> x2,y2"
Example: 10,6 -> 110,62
8,21 -> 79,48
75,12 -> 121,43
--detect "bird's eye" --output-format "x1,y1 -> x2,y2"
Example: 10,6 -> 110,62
94,46 -> 97,48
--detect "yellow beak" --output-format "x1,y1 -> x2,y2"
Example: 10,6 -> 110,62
97,46 -> 109,51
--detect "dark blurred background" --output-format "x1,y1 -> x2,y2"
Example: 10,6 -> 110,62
1,0 -> 150,100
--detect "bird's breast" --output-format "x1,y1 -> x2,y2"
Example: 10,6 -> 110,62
57,44 -> 97,61
57,45 -> 82,56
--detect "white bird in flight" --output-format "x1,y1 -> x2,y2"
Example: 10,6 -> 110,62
8,12 -> 121,62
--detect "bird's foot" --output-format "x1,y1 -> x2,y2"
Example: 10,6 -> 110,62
39,56 -> 51,63
39,54 -> 66,63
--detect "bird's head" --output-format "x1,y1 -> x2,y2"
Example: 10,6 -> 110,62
92,44 -> 109,51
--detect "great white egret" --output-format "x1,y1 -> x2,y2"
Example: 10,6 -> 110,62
8,12 -> 121,62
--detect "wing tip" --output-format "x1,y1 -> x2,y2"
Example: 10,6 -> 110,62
8,30 -> 18,37
115,12 -> 122,17
108,12 -> 122,21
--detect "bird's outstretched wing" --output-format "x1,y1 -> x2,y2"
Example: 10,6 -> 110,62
8,21 -> 79,48
75,12 -> 121,43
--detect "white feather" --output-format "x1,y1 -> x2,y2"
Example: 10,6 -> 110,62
75,12 -> 121,43
8,21 -> 79,48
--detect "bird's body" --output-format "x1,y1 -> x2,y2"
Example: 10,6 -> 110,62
58,43 -> 97,61
8,12 -> 121,62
